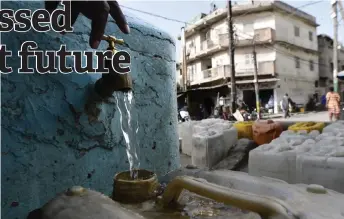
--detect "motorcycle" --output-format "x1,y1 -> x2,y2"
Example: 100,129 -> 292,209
178,109 -> 190,122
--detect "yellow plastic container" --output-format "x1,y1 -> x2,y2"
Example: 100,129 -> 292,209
300,107 -> 305,113
234,121 -> 254,139
112,169 -> 159,204
288,122 -> 325,133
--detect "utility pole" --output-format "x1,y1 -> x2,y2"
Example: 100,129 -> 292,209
181,26 -> 190,107
227,0 -> 236,114
332,0 -> 339,92
338,1 -> 344,27
252,43 -> 261,119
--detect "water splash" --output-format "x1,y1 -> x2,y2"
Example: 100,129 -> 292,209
115,91 -> 140,179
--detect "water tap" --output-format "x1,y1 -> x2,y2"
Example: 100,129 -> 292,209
94,35 -> 133,98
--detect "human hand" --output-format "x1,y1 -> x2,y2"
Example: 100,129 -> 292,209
45,1 -> 130,49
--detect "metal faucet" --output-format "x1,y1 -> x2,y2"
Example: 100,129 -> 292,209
94,35 -> 133,98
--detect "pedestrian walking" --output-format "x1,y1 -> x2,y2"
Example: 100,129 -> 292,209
326,87 -> 341,121
281,93 -> 291,118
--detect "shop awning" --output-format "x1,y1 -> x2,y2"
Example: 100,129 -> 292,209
338,71 -> 344,80
177,93 -> 185,98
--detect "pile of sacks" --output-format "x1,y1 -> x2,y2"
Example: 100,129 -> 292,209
179,119 -> 238,169
249,121 -> 344,193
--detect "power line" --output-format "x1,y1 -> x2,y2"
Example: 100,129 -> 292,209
119,5 -> 188,25
235,29 -> 329,68
234,0 -> 324,21
121,1 -> 331,68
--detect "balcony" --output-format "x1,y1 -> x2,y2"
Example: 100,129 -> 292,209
201,38 -> 229,51
221,27 -> 275,47
186,47 -> 197,59
189,61 -> 275,85
203,65 -> 231,79
236,61 -> 275,76
187,28 -> 275,62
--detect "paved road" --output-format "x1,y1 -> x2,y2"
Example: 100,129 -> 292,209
273,111 -> 330,122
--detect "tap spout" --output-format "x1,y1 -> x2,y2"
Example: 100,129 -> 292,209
94,35 -> 132,98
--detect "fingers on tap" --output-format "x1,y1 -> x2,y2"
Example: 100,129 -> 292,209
108,0 -> 130,34
45,1 -> 60,13
89,1 -> 110,49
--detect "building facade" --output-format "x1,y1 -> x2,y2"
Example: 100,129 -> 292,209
317,34 -> 344,95
181,0 -> 319,114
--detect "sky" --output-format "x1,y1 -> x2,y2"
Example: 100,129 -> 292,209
119,0 -> 344,61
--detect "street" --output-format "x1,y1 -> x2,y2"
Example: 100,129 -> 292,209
180,111 -> 333,168
273,111 -> 330,122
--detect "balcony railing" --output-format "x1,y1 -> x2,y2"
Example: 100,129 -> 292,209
201,65 -> 231,82
190,61 -> 275,85
196,28 -> 275,56
236,61 -> 275,76
186,47 -> 196,58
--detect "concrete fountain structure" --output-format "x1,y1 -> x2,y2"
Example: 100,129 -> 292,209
1,1 -> 179,218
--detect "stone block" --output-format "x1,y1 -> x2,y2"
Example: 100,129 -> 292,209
249,149 -> 298,183
249,128 -> 344,193
192,127 -> 237,169
296,155 -> 344,193
213,138 -> 257,170
178,121 -> 198,156
192,130 -> 224,169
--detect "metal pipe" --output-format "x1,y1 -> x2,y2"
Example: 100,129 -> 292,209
252,43 -> 260,119
161,176 -> 299,219
227,0 -> 237,114
332,0 -> 339,92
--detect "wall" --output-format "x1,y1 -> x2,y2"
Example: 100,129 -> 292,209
318,36 -> 344,80
191,47 -> 275,79
185,11 -> 275,52
274,12 -> 317,51
1,1 -> 179,219
234,12 -> 275,40
274,45 -> 318,104
275,44 -> 319,80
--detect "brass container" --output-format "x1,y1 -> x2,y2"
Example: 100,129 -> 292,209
112,169 -> 159,204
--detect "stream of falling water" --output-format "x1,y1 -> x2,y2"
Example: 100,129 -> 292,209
115,91 -> 140,179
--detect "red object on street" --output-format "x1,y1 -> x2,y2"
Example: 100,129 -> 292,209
252,120 -> 283,145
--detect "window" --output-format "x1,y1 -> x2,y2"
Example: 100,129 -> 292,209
295,57 -> 300,68
243,23 -> 254,32
315,80 -> 318,88
330,62 -> 334,72
294,26 -> 300,37
188,66 -> 196,81
189,40 -> 194,48
308,31 -> 313,41
216,59 -> 223,66
309,60 -> 314,71
245,54 -> 253,65
205,30 -> 211,40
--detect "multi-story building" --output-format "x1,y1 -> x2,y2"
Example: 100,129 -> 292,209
181,0 -> 319,114
317,34 -> 344,95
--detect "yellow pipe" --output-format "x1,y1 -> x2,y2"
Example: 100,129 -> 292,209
161,176 -> 299,219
